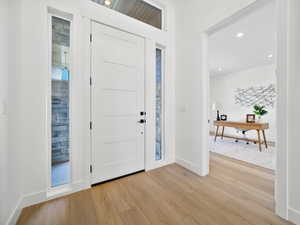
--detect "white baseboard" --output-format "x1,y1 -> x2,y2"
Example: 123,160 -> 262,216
289,208 -> 300,225
146,159 -> 174,172
5,198 -> 22,225
176,157 -> 207,176
21,180 -> 90,208
20,190 -> 46,209
6,181 -> 90,225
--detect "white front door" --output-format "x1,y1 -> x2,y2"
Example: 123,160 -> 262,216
91,22 -> 145,184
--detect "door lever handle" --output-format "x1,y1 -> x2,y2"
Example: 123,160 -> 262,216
138,119 -> 146,124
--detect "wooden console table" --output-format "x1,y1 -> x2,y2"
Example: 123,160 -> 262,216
214,121 -> 269,152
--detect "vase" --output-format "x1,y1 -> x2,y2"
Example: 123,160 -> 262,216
256,116 -> 262,123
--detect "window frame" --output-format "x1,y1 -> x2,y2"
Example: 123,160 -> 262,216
90,0 -> 166,31
143,0 -> 166,30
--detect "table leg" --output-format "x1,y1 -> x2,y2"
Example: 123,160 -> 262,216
257,130 -> 262,152
221,126 -> 225,140
215,126 -> 219,142
262,130 -> 268,149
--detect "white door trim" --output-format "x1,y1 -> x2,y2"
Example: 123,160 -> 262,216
200,0 -> 288,220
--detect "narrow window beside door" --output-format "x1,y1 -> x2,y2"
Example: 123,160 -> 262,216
156,48 -> 164,160
51,16 -> 71,187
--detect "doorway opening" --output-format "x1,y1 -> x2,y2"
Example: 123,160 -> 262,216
201,0 -> 289,218
208,0 -> 277,171
201,0 -> 288,219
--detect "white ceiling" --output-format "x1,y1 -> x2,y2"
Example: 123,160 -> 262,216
209,0 -> 276,77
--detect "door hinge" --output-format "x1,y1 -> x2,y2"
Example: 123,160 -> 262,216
90,121 -> 93,130
90,165 -> 93,173
90,77 -> 92,86
90,34 -> 93,43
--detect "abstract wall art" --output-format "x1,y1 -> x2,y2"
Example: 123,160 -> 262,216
235,84 -> 276,108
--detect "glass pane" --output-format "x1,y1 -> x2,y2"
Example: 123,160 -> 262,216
156,48 -> 163,160
91,0 -> 162,29
51,16 -> 71,187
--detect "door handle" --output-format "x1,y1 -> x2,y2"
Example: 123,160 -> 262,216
138,119 -> 146,124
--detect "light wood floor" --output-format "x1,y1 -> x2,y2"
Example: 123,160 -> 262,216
17,153 -> 294,225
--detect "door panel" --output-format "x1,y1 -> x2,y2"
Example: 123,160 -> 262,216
101,64 -> 137,91
101,91 -> 137,115
91,22 -> 145,184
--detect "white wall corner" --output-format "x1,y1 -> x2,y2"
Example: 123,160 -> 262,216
176,157 -> 207,176
5,198 -> 22,225
5,180 -> 91,225
20,191 -> 47,209
288,208 -> 300,225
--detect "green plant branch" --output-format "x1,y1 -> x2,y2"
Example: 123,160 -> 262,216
253,104 -> 268,116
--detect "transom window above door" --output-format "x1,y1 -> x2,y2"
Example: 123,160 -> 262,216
91,0 -> 163,29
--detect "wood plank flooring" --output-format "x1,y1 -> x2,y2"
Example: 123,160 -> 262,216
16,153 -> 294,225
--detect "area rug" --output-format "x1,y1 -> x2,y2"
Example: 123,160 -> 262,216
209,136 -> 276,170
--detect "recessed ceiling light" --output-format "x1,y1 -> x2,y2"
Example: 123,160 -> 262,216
236,32 -> 245,38
268,54 -> 273,58
218,68 -> 223,72
104,0 -> 112,6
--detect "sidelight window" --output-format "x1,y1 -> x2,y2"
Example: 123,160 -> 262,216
50,16 -> 71,187
156,48 -> 164,160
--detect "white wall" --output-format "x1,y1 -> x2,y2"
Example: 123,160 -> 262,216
210,65 -> 277,141
0,1 -> 8,110
0,0 -> 9,223
1,0 -> 24,224
287,0 -> 300,223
